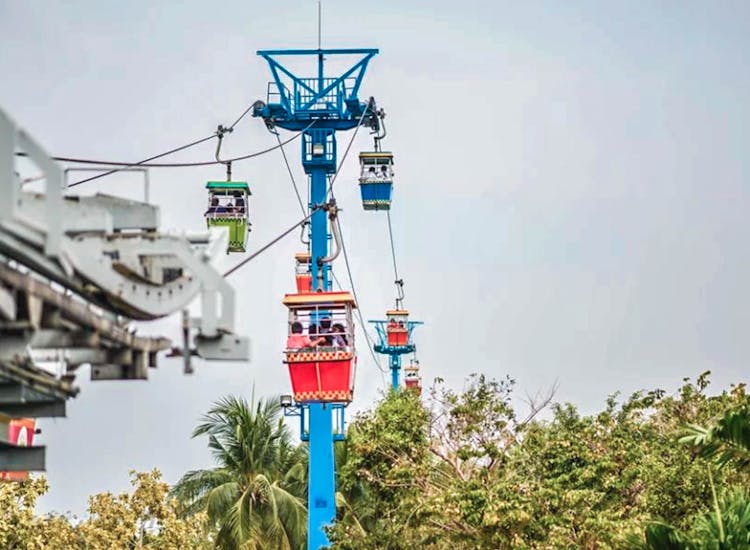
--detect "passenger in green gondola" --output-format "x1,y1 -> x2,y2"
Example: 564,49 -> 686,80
205,197 -> 219,215
287,321 -> 324,349
232,191 -> 245,214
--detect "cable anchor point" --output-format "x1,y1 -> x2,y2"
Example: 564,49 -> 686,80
214,125 -> 235,181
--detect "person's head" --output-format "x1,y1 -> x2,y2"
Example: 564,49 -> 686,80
332,323 -> 344,334
291,321 -> 303,334
211,197 -> 219,206
381,165 -> 387,172
368,166 -> 376,172
309,323 -> 319,335
321,317 -> 332,330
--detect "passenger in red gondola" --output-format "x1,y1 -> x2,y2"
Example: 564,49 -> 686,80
331,323 -> 348,347
287,321 -> 324,349
320,317 -> 334,346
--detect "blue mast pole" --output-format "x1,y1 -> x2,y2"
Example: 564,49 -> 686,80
389,354 -> 400,390
307,132 -> 336,550
253,48 -> 379,550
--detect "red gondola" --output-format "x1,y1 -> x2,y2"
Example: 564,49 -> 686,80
294,252 -> 312,293
283,291 -> 357,403
403,360 -> 422,395
386,309 -> 409,346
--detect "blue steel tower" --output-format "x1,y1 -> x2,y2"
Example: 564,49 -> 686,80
253,48 -> 380,550
370,313 -> 423,390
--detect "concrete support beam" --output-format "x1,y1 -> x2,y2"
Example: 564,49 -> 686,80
91,364 -> 146,381
0,285 -> 15,320
0,382 -> 59,405
30,329 -> 100,349
0,400 -> 65,418
0,446 -> 45,471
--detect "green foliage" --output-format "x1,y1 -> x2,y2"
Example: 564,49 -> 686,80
0,470 -> 211,550
329,372 -> 750,550
3,372 -> 750,549
329,389 -> 433,549
681,396 -> 750,471
171,395 -> 307,550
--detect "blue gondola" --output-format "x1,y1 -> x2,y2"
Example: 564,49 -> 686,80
358,151 -> 393,211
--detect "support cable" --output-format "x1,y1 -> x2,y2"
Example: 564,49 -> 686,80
386,210 -> 405,309
69,98 -> 262,186
22,119 -> 314,184
326,104 -> 370,198
335,216 -> 387,377
273,132 -> 307,217
223,206 -> 321,278
68,134 -> 217,187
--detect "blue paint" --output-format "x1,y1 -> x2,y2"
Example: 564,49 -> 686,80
369,320 -> 424,391
390,354 -> 401,390
307,402 -> 335,549
254,48 -> 380,550
359,181 -> 393,211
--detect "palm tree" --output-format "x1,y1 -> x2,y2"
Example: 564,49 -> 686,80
680,406 -> 750,471
628,406 -> 750,549
171,395 -> 308,550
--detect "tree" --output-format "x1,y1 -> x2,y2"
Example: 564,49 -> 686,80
329,388 -> 434,549
681,400 -> 750,472
331,373 -> 750,549
171,395 -> 307,550
0,470 -> 211,550
627,382 -> 750,549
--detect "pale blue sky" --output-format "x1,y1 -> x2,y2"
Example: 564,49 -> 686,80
1,0 -> 748,514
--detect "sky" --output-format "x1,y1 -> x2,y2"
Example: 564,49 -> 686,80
1,0 -> 749,514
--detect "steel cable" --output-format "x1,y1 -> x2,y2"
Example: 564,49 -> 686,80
335,217 -> 387,377
385,210 -> 405,307
222,206 -> 321,278
274,132 -> 307,217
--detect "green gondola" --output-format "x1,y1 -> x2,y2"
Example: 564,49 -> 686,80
205,181 -> 251,253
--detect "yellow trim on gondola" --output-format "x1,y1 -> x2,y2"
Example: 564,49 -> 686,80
359,151 -> 393,159
386,309 -> 409,317
294,252 -> 311,262
285,350 -> 353,362
293,389 -> 352,402
283,291 -> 357,308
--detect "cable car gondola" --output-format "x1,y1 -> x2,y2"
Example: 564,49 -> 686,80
358,151 -> 393,211
403,360 -> 422,395
283,291 -> 357,403
294,252 -> 312,293
204,181 -> 251,253
385,309 -> 410,346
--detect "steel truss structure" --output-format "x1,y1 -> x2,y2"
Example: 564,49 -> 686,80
0,107 -> 249,474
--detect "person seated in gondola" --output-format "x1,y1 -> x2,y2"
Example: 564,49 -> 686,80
331,323 -> 348,347
319,317 -> 334,346
232,191 -> 246,214
380,164 -> 389,179
215,199 -> 229,214
205,197 -> 219,215
308,323 -> 323,348
366,166 -> 377,179
287,321 -> 324,350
